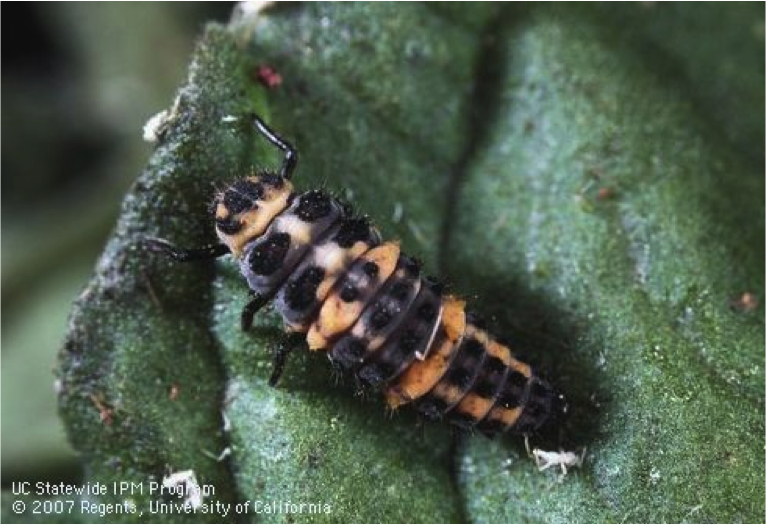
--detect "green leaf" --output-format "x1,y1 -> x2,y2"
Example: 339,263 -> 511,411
58,3 -> 764,523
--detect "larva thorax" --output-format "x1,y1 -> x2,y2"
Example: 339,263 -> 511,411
212,172 -> 567,437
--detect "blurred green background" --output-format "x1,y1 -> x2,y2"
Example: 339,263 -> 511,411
2,2 -> 233,486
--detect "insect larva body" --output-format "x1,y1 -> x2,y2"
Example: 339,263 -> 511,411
148,115 -> 567,438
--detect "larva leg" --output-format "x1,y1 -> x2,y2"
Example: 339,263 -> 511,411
251,114 -> 298,180
268,333 -> 304,387
240,292 -> 271,331
145,238 -> 229,262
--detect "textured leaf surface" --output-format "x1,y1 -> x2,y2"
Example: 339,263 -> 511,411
57,3 -> 763,524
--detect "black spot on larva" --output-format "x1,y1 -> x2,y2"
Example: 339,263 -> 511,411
249,233 -> 291,275
233,179 -> 264,198
497,371 -> 527,409
389,281 -> 411,301
486,356 -> 506,374
478,418 -> 506,437
473,357 -> 507,398
418,396 -> 451,420
296,190 -> 332,222
463,338 -> 484,358
359,362 -> 395,388
398,330 -> 421,354
401,255 -> 421,276
224,179 -> 264,214
216,217 -> 242,235
285,266 -> 325,310
528,380 -> 549,400
450,411 -> 477,429
512,411 -> 539,434
332,337 -> 366,369
223,191 -> 251,215
259,172 -> 285,189
474,378 -> 497,399
524,397 -> 545,418
508,370 -> 527,389
334,217 -> 375,248
370,304 -> 393,330
362,261 -> 379,277
423,276 -> 444,295
340,283 -> 359,303
418,302 -> 437,322
448,366 -> 473,390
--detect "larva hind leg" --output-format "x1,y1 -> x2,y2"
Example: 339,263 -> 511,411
241,292 -> 271,331
145,238 -> 230,262
268,333 -> 304,387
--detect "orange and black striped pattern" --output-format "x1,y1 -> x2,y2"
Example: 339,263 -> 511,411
149,115 -> 567,438
212,177 -> 564,436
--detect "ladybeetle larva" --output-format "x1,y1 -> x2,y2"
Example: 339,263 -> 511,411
147,115 -> 568,438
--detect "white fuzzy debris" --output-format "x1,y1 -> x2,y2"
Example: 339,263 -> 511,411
143,110 -> 169,143
216,447 -> 232,462
392,202 -> 403,223
649,466 -> 661,484
406,220 -> 426,246
236,0 -> 274,18
162,470 -> 203,510
532,447 -> 586,476
221,115 -> 239,123
202,447 -> 232,462
143,95 -> 182,143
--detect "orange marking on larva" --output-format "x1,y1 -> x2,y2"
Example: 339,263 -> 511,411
286,241 -> 376,332
430,382 -> 463,407
217,179 -> 294,258
471,327 -> 491,347
487,405 -> 522,428
442,297 -> 466,341
385,296 -> 466,408
510,358 -> 532,378
215,203 -> 229,221
485,338 -> 512,367
307,242 -> 400,350
314,241 -> 371,300
454,392 -> 494,422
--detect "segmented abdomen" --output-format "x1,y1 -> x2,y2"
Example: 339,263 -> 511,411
237,188 -> 558,436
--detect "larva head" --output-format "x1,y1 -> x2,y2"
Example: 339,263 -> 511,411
213,174 -> 293,258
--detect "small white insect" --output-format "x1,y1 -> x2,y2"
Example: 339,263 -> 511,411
143,96 -> 181,143
524,436 -> 585,477
391,202 -> 403,223
532,447 -> 586,476
143,110 -> 169,143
